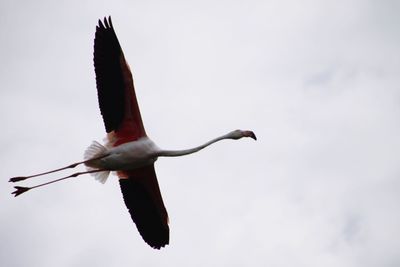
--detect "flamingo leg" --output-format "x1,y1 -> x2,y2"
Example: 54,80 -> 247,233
9,155 -> 107,183
9,162 -> 84,182
11,169 -> 107,197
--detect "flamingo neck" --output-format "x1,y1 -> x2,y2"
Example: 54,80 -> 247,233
156,133 -> 231,157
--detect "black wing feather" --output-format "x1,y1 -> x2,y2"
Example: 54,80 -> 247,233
119,168 -> 169,249
94,16 -> 125,133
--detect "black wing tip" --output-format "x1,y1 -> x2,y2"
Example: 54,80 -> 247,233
119,178 -> 170,250
143,225 -> 169,249
150,242 -> 169,250
97,16 -> 113,29
144,235 -> 169,249
145,233 -> 169,249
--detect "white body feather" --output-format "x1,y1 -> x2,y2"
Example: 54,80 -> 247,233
84,137 -> 160,183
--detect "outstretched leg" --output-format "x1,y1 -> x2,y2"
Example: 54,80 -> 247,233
12,169 -> 107,197
9,155 -> 107,183
9,162 -> 83,182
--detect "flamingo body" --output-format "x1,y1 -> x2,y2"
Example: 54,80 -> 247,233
85,137 -> 159,171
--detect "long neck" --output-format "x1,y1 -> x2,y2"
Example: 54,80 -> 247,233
157,133 -> 231,157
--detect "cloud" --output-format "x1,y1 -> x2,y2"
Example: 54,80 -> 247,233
1,0 -> 399,266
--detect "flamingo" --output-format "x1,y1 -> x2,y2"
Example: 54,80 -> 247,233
9,16 -> 256,249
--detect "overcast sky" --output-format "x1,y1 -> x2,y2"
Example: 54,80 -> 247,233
1,0 -> 400,266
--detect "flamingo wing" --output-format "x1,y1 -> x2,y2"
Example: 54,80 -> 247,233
94,16 -> 146,143
93,17 -> 169,249
119,165 -> 169,249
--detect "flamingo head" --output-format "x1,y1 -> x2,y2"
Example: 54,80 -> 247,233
229,129 -> 257,140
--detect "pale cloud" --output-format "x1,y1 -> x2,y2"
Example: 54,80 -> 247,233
1,1 -> 399,266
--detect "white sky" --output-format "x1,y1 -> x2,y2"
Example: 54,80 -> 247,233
1,0 -> 400,266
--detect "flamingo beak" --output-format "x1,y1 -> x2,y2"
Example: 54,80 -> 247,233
244,131 -> 257,140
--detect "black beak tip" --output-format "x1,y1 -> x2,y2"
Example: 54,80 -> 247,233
250,132 -> 257,140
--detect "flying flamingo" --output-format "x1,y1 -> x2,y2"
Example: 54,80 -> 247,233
9,16 -> 256,249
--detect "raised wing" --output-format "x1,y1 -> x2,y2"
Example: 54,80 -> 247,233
94,16 -> 146,144
119,165 -> 169,249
